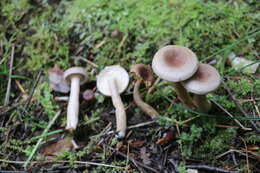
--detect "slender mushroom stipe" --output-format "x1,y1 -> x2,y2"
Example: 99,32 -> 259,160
64,67 -> 88,132
152,45 -> 198,109
183,63 -> 221,112
131,64 -> 159,119
97,65 -> 129,138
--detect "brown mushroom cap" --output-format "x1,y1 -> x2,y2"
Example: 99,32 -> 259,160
182,64 -> 221,95
152,45 -> 198,82
130,64 -> 154,83
64,67 -> 88,85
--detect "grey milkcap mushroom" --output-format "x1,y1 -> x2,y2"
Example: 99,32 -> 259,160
182,63 -> 221,112
131,64 -> 159,119
64,67 -> 88,132
152,45 -> 198,109
97,65 -> 129,138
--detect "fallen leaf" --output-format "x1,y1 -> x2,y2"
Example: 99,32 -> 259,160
128,139 -> 145,148
248,145 -> 259,151
156,129 -> 174,145
40,136 -> 73,158
48,65 -> 70,93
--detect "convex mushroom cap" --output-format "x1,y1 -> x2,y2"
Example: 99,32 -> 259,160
64,67 -> 88,84
97,65 -> 129,95
182,64 -> 221,95
152,45 -> 198,82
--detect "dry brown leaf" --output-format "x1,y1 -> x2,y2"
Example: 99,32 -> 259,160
40,136 -> 73,158
156,129 -> 174,145
128,139 -> 145,148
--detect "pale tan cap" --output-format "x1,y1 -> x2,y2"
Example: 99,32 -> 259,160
152,45 -> 198,82
64,67 -> 88,85
182,64 -> 221,95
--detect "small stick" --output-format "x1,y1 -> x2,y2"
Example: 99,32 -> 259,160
4,44 -> 15,106
94,39 -> 106,49
216,124 -> 239,129
15,80 -> 27,94
240,137 -> 250,173
0,159 -> 124,169
103,121 -> 155,136
222,80 -> 260,133
187,165 -> 237,173
23,110 -> 61,168
0,171 -> 26,173
76,56 -> 98,68
22,70 -> 43,115
251,93 -> 260,117
128,120 -> 155,129
54,96 -> 69,101
148,77 -> 160,94
105,145 -> 160,173
117,34 -> 128,52
212,100 -> 252,131
238,97 -> 260,103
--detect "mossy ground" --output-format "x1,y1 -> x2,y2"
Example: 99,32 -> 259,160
0,0 -> 259,172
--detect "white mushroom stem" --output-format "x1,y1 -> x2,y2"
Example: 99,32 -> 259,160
172,82 -> 196,109
66,77 -> 80,131
108,78 -> 126,138
193,94 -> 211,112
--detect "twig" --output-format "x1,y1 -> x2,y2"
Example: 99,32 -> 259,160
109,34 -> 128,59
238,97 -> 260,103
222,80 -> 260,133
251,93 -> 260,117
94,39 -> 106,49
216,124 -> 239,129
212,100 -> 252,131
0,159 -> 124,169
0,171 -> 27,173
168,159 -> 180,173
105,145 -> 160,173
128,121 -> 155,129
216,149 -> 260,160
74,56 -> 98,68
15,80 -> 27,95
117,34 -> 128,52
187,165 -> 238,173
104,121 -> 155,136
4,44 -> 15,106
22,70 -> 43,116
54,96 -> 69,101
23,110 -> 61,168
240,137 -> 250,173
148,77 -> 160,94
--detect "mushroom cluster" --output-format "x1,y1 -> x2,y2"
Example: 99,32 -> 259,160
152,45 -> 221,112
49,45 -> 221,139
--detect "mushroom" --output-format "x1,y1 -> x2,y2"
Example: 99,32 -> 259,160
182,64 -> 221,112
152,45 -> 198,109
82,89 -> 95,101
97,65 -> 129,138
131,64 -> 159,119
64,67 -> 88,131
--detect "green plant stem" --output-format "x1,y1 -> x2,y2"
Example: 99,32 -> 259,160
23,110 -> 61,168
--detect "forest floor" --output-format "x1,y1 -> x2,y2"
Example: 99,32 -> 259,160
0,0 -> 259,172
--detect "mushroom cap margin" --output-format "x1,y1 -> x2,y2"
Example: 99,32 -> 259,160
97,65 -> 129,96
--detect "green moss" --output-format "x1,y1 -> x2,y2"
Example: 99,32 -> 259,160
34,81 -> 58,117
